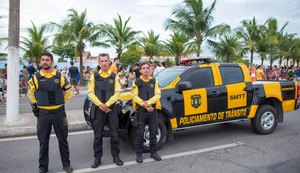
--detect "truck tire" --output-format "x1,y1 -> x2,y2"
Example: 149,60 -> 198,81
130,117 -> 167,153
251,105 -> 278,134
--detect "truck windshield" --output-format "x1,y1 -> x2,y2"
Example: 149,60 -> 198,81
156,67 -> 185,88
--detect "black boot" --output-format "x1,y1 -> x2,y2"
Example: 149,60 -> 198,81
113,156 -> 123,166
63,166 -> 73,173
136,154 -> 143,163
150,152 -> 161,161
91,159 -> 101,168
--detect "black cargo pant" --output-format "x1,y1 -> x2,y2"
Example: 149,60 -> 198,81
135,108 -> 158,154
37,108 -> 70,171
92,106 -> 120,160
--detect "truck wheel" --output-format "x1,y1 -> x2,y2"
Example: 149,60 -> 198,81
130,118 -> 167,153
251,105 -> 278,134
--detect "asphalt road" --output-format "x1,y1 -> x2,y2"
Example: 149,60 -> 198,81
1,110 -> 299,173
0,92 -> 87,116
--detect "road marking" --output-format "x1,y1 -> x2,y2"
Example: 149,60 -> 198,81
59,142 -> 244,173
0,130 -> 93,142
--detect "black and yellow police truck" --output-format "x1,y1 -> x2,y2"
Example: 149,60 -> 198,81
84,59 -> 300,152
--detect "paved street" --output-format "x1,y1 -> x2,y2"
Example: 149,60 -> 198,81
1,110 -> 299,173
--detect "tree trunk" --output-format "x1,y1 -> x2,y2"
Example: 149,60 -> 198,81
175,54 -> 179,65
117,47 -> 122,60
279,57 -> 283,67
79,52 -> 84,86
6,0 -> 20,123
261,58 -> 264,66
196,43 -> 201,57
270,55 -> 273,68
286,57 -> 290,67
250,50 -> 254,65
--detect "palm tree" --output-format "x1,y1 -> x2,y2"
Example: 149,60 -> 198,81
291,39 -> 300,66
165,0 -> 230,57
52,8 -> 105,85
236,17 -> 261,64
255,25 -> 270,65
164,32 -> 191,64
264,18 -> 288,67
280,35 -> 300,66
141,30 -> 161,60
101,14 -> 140,60
21,22 -> 51,64
208,34 -> 245,62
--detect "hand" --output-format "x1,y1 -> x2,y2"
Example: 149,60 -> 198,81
146,107 -> 154,112
99,104 -> 108,112
105,108 -> 112,113
143,101 -> 149,108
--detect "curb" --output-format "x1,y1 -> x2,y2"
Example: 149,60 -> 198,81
0,121 -> 91,138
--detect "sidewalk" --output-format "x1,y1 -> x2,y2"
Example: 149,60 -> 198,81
0,86 -> 91,138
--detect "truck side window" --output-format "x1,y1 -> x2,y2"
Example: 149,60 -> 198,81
181,68 -> 214,89
219,66 -> 244,85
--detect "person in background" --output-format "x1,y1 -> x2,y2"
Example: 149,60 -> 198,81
256,65 -> 265,80
153,61 -> 165,77
295,66 -> 300,81
3,63 -> 7,80
0,73 -> 5,104
61,66 -> 69,82
110,57 -> 120,74
28,62 -> 36,79
271,65 -> 278,80
149,61 -> 155,77
83,68 -> 91,86
161,62 -> 167,68
134,63 -> 141,79
287,66 -> 296,81
127,67 -> 136,87
68,61 -> 80,95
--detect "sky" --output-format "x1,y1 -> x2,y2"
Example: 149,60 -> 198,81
0,0 -> 299,64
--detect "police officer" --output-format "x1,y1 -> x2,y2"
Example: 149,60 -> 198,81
87,53 -> 123,168
132,62 -> 162,163
27,52 -> 73,173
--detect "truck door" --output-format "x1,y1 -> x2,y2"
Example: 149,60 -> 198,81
175,67 -> 216,128
218,65 -> 252,120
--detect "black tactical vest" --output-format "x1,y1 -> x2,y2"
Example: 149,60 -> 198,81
35,72 -> 65,106
94,72 -> 116,103
135,78 -> 156,100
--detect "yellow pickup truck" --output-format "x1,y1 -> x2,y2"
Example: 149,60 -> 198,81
84,60 -> 300,152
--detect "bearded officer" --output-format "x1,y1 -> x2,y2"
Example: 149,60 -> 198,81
132,61 -> 162,163
87,53 -> 123,168
27,52 -> 73,173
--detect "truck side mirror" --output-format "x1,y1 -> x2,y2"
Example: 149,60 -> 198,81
175,81 -> 192,94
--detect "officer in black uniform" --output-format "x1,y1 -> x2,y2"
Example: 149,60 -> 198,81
132,62 -> 162,163
27,52 -> 73,173
87,53 -> 123,168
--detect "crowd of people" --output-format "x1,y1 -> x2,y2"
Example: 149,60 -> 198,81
1,60 -> 299,105
254,64 -> 300,81
0,57 -> 167,105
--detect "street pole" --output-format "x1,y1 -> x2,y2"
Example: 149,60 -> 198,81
6,0 -> 20,123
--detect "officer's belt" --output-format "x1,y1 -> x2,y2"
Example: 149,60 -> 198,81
39,106 -> 65,114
